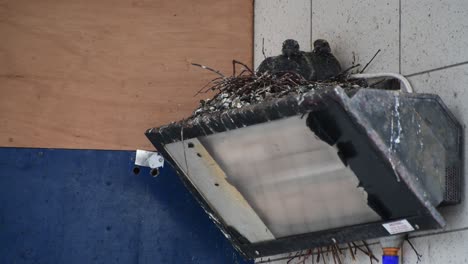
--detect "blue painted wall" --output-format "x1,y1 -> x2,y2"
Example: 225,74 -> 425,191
0,148 -> 252,264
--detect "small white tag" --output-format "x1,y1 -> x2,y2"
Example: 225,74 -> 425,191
135,150 -> 164,168
382,219 -> 414,235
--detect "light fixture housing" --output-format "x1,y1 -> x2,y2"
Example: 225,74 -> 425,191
146,86 -> 462,258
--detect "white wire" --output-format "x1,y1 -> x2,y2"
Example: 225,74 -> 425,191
349,73 -> 414,93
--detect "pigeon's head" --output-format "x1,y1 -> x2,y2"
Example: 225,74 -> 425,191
282,39 -> 300,58
313,39 -> 331,54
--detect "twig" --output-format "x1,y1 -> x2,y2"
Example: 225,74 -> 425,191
335,246 -> 343,264
321,247 -> 327,264
237,69 -> 251,76
194,77 -> 223,96
190,59 -> 363,117
352,242 -> 379,262
331,247 -> 337,264
360,49 -> 381,73
340,64 -> 361,75
347,243 -> 356,261
297,249 -> 313,264
334,243 -> 343,255
233,60 -> 254,76
406,238 -> 423,263
331,246 -> 342,264
286,250 -> 302,264
191,63 -> 225,77
362,240 -> 379,263
262,38 -> 267,59
232,60 -> 236,76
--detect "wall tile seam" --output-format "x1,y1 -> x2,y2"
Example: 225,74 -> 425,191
406,60 -> 468,78
399,0 -> 402,74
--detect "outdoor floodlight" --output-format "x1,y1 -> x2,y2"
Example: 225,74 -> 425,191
146,86 -> 462,258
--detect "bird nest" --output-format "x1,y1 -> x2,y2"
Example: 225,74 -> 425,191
190,61 -> 365,118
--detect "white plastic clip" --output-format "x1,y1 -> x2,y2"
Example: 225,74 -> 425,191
135,150 -> 164,169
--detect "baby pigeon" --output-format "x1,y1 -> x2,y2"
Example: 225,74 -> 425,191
258,39 -> 314,80
308,39 -> 342,81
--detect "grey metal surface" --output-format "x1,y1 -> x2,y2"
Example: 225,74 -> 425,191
146,85 -> 462,257
346,89 -> 461,206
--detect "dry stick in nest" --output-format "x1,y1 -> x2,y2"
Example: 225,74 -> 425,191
335,246 -> 343,264
296,249 -> 313,264
406,237 -> 423,263
193,76 -> 224,96
352,242 -> 379,263
201,75 -> 250,95
360,49 -> 382,73
191,60 -> 232,95
339,64 -> 361,76
285,252 -> 294,263
236,69 -> 252,77
321,247 -> 328,264
334,243 -> 343,256
331,247 -> 337,264
191,63 -> 225,77
362,240 -> 379,263
331,246 -> 342,264
347,242 -> 356,261
232,60 -> 254,76
286,250 -> 302,264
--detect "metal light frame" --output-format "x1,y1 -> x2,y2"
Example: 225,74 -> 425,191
146,82 -> 462,258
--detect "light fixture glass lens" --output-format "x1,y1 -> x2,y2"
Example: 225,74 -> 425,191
166,116 -> 381,242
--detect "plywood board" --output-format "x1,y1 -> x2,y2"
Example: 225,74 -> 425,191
0,0 -> 253,150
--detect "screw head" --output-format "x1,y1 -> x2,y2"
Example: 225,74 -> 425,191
150,168 -> 159,177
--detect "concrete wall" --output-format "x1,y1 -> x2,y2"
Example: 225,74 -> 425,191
254,0 -> 468,263
253,0 -> 311,69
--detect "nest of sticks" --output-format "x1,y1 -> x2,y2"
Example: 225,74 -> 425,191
191,60 -> 365,118
188,60 -> 425,264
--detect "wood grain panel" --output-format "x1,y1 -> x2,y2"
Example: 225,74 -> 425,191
0,0 -> 253,150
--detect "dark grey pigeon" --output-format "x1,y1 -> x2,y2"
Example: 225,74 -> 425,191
308,39 -> 342,81
258,39 -> 314,80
